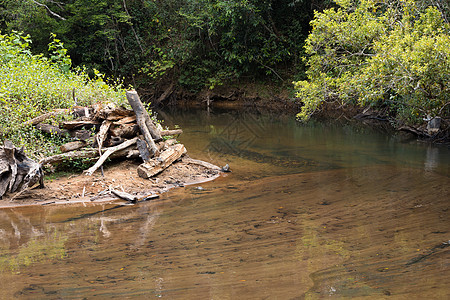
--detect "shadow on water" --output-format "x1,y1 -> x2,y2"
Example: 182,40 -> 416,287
0,108 -> 449,299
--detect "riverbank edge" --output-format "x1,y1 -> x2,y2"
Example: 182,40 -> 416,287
151,83 -> 449,146
0,157 -> 224,209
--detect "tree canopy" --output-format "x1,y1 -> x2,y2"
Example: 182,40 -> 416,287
0,0 -> 322,91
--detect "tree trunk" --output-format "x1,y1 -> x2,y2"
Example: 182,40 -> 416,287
126,90 -> 160,157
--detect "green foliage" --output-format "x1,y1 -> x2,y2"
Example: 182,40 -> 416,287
295,0 -> 450,125
0,0 -> 318,91
0,31 -> 126,160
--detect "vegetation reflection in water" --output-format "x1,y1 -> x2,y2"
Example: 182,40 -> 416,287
0,110 -> 449,299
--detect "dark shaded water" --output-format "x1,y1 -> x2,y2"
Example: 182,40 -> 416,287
0,109 -> 449,299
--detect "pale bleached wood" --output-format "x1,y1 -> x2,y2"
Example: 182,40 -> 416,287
137,144 -> 186,179
111,189 -> 138,202
126,90 -> 161,157
40,144 -> 138,166
61,120 -> 100,130
184,157 -> 221,171
40,148 -> 98,165
84,137 -> 138,176
60,141 -> 87,153
96,120 -> 112,149
113,115 -> 136,125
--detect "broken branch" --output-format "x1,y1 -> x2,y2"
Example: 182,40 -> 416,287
84,137 -> 138,176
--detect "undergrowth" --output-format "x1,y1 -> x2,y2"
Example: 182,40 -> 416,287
0,31 -> 127,161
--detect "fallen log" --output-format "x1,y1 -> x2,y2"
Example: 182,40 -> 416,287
154,83 -> 175,106
111,189 -> 138,202
22,109 -> 70,127
113,115 -> 136,125
40,148 -> 98,165
109,123 -> 139,139
84,137 -> 139,176
61,120 -> 100,130
60,141 -> 87,153
184,157 -> 221,171
137,144 -> 186,179
41,144 -> 140,166
126,90 -> 161,157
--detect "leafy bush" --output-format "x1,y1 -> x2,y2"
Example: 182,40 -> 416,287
295,0 -> 450,126
0,31 -> 126,160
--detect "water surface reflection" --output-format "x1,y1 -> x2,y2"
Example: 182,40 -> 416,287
0,110 -> 448,299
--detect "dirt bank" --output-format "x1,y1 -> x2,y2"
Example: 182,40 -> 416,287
1,156 -> 225,208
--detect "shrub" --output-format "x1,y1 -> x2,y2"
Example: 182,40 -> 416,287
0,31 -> 126,160
295,0 -> 450,126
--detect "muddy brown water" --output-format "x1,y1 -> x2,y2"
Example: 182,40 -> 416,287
0,109 -> 449,299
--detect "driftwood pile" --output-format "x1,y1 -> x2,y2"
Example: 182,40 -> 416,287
0,90 -> 191,199
40,90 -> 185,176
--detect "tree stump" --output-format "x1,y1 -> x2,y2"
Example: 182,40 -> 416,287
0,141 -> 44,198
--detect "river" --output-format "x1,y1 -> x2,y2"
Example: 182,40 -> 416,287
0,109 -> 449,299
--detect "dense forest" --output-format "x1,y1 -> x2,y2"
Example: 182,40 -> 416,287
0,0 -> 449,139
0,0 -> 326,91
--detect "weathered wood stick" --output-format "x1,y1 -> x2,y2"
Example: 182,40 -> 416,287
161,129 -> 183,136
40,148 -> 98,165
137,144 -> 186,179
96,120 -> 112,149
22,109 -> 69,126
60,141 -> 87,153
137,139 -> 151,161
96,120 -> 111,177
126,90 -> 162,144
40,144 -> 138,165
184,157 -> 221,171
399,126 -> 431,138
84,137 -> 138,176
111,189 -> 138,202
113,115 -> 136,125
61,120 -> 100,130
105,107 -> 135,121
109,123 -> 139,138
154,83 -> 175,105
69,129 -> 93,141
139,194 -> 160,202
